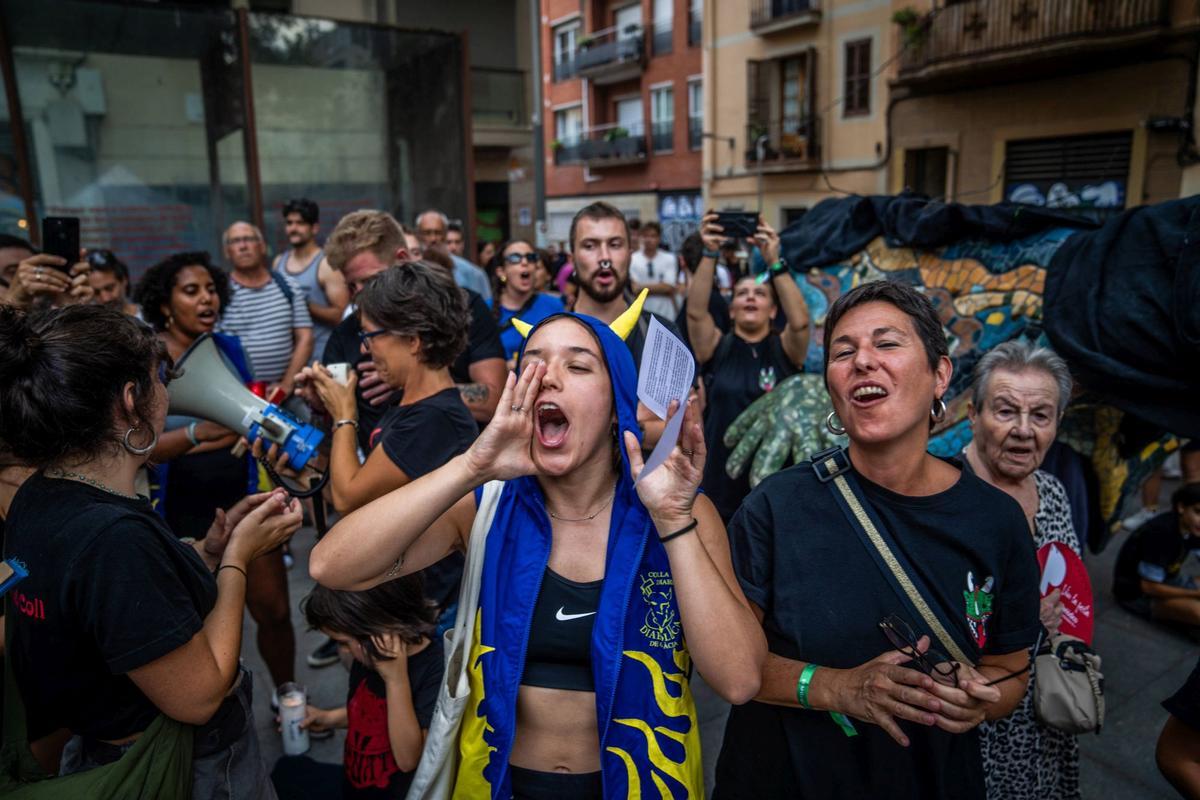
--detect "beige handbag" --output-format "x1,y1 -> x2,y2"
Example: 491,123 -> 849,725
405,480 -> 504,800
1033,634 -> 1105,734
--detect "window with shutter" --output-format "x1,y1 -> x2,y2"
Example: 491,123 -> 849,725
843,38 -> 871,117
1004,131 -> 1131,216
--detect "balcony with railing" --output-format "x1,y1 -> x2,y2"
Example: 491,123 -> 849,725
750,0 -> 821,35
553,138 -> 585,165
652,23 -> 672,56
574,24 -> 645,84
896,0 -> 1170,87
579,123 -> 648,168
689,13 -> 701,45
553,57 -> 576,82
651,120 -> 673,152
688,116 -> 702,150
745,117 -> 820,168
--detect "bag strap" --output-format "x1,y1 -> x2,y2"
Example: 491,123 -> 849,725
268,270 -> 296,306
810,447 -> 971,666
448,481 -> 503,658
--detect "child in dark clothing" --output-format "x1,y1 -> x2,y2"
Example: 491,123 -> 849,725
272,576 -> 444,800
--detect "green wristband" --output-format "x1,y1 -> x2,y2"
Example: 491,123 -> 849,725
796,663 -> 820,709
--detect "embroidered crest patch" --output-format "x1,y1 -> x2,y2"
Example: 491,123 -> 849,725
963,571 -> 994,649
639,571 -> 681,649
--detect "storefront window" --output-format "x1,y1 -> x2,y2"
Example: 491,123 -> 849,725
247,13 -> 467,255
2,0 -> 250,277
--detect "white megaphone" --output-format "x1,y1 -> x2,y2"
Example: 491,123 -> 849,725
169,333 -> 323,470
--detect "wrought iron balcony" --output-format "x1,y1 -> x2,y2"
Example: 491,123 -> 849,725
651,120 -> 674,152
689,14 -> 701,46
688,116 -> 702,150
580,124 -> 647,168
574,25 -> 645,84
553,139 -> 584,165
750,0 -> 821,35
553,57 -> 576,82
896,0 -> 1169,87
744,117 -> 820,167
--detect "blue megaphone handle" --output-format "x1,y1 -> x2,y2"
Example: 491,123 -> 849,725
246,404 -> 325,470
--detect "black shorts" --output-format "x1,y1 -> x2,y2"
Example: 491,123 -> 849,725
509,764 -> 602,800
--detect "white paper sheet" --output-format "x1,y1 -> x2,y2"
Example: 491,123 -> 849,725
635,317 -> 695,483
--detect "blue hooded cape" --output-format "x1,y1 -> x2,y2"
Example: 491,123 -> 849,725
454,312 -> 704,798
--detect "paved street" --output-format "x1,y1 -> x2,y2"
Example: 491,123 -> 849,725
246,500 -> 1196,799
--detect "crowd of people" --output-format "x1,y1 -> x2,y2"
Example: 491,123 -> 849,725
0,196 -> 1197,800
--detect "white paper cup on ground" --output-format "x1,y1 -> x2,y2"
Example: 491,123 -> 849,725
278,682 -> 310,755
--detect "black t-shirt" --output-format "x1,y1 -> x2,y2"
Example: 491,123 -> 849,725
368,388 -> 477,609
1164,656 -> 1200,732
674,290 -> 730,351
342,638 -> 444,799
701,332 -> 799,521
4,473 -> 218,741
324,289 -> 503,451
1113,511 -> 1199,601
715,459 -> 1041,800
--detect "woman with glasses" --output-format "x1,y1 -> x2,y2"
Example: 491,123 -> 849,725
487,240 -> 564,367
713,280 -> 1041,800
962,340 -> 1082,800
296,261 -> 478,625
0,303 -> 301,796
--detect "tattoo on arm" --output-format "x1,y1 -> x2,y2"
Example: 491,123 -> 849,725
458,383 -> 490,405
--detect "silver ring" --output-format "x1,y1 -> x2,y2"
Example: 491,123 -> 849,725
511,405 -> 523,413
681,448 -> 695,457
36,267 -> 43,277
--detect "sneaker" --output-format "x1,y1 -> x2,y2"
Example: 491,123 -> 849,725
1121,506 -> 1160,531
306,637 -> 340,669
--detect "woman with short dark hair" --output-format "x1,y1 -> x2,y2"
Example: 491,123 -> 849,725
293,260 -> 479,624
714,280 -> 1042,800
0,303 -> 300,797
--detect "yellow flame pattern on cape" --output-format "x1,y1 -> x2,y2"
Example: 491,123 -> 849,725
605,648 -> 703,798
453,609 -> 496,797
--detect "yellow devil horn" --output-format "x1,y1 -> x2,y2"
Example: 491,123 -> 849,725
609,289 -> 649,341
511,317 -> 533,338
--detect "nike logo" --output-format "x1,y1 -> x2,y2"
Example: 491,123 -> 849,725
555,607 -> 598,622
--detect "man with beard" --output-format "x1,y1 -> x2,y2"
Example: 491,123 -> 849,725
569,201 -> 691,446
272,199 -> 349,361
86,249 -> 140,318
220,221 -> 313,398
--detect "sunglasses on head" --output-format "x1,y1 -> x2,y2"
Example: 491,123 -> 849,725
504,252 -> 540,265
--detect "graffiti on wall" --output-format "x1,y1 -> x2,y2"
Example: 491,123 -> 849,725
1006,180 -> 1124,211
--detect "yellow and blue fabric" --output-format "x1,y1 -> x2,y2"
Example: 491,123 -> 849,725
455,297 -> 704,799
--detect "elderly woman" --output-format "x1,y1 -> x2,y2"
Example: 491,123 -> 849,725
962,340 -> 1081,800
714,280 -> 1041,800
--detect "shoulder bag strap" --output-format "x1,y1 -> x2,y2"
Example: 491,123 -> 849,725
448,480 -> 503,661
810,447 -> 972,665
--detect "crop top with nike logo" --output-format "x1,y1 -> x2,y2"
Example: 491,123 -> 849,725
520,566 -> 603,692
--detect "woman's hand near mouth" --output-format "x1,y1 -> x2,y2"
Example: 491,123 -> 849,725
465,360 -> 545,481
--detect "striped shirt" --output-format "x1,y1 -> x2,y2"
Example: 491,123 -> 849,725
218,272 -> 312,383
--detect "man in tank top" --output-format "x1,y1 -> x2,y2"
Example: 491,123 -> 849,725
273,198 -> 349,361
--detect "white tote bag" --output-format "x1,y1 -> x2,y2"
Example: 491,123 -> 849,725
406,480 -> 503,800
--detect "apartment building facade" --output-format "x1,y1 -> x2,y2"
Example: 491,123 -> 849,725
703,0 -> 897,228
542,0 -> 704,248
702,0 -> 1199,230
888,0 -> 1200,215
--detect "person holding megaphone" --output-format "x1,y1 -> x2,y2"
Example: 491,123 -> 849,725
0,303 -> 302,798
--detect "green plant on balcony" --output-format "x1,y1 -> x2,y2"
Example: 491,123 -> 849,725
578,34 -> 595,49
550,139 -> 564,150
748,121 -> 769,143
892,7 -> 929,49
603,127 -> 630,142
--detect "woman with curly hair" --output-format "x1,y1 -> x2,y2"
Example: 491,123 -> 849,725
134,253 -> 300,703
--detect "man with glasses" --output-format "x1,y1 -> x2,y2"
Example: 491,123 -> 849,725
414,208 -> 491,299
219,221 -> 313,400
86,249 -> 141,318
